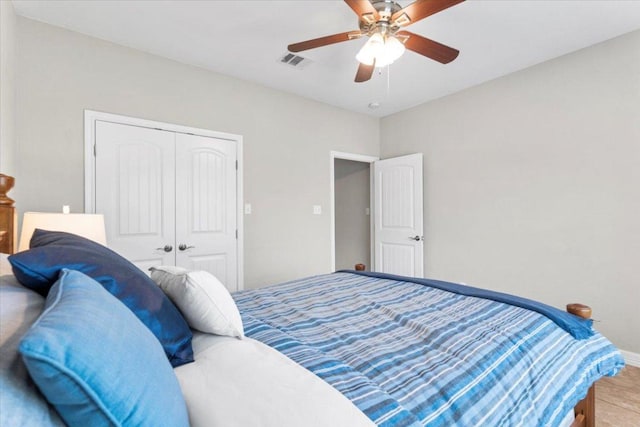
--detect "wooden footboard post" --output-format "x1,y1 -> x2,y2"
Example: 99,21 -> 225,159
567,303 -> 595,427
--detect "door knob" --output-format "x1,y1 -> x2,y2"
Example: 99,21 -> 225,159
178,244 -> 195,251
410,236 -> 423,241
156,245 -> 173,252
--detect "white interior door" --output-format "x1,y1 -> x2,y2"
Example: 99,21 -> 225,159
95,121 -> 176,271
373,153 -> 424,277
175,133 -> 238,291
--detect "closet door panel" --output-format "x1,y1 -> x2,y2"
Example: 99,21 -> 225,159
175,133 -> 237,290
95,121 -> 176,271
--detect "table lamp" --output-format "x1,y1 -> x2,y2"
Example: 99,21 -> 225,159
18,210 -> 107,252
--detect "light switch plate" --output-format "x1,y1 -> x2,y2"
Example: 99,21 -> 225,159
313,205 -> 322,215
244,203 -> 252,214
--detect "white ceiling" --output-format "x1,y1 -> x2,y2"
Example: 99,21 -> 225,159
12,0 -> 640,117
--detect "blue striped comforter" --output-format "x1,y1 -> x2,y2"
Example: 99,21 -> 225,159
233,272 -> 624,427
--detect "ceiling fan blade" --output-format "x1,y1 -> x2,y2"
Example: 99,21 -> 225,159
355,61 -> 375,83
288,31 -> 362,52
344,0 -> 380,23
397,31 -> 459,64
392,0 -> 465,27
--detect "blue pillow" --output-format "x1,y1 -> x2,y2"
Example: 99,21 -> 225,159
19,269 -> 190,427
8,229 -> 193,367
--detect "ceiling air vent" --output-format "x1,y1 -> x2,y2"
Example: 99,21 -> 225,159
279,53 -> 312,69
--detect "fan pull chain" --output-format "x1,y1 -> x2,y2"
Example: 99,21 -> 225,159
387,65 -> 391,96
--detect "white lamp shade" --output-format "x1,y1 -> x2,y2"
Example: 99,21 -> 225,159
18,212 -> 107,252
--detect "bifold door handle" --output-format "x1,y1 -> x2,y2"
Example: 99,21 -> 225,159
410,236 -> 423,241
179,244 -> 195,251
156,245 -> 173,253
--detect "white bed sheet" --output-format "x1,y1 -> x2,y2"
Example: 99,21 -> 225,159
174,332 -> 375,427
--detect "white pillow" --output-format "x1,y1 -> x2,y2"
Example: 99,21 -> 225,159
149,266 -> 244,338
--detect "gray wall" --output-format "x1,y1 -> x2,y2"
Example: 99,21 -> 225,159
0,0 -> 16,175
380,30 -> 640,354
13,17 -> 379,289
334,159 -> 370,271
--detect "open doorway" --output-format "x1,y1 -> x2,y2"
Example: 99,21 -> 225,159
330,151 -> 378,272
330,151 -> 424,276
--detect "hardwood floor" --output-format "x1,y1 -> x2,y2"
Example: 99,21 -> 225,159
596,365 -> 640,426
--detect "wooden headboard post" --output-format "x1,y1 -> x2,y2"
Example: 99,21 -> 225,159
567,303 -> 595,427
0,174 -> 16,254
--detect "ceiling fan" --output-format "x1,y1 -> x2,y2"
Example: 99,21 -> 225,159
288,0 -> 465,83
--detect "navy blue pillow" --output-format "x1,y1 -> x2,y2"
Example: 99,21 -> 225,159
8,229 -> 193,367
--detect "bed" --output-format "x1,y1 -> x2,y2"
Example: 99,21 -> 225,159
0,177 -> 625,427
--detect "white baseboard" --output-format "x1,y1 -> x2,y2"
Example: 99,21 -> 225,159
621,350 -> 640,368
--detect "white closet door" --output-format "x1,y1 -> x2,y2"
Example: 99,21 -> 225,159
175,133 -> 238,291
95,121 -> 176,271
373,153 -> 424,277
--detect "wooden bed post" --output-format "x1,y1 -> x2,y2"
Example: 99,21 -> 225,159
567,303 -> 595,427
0,174 -> 16,255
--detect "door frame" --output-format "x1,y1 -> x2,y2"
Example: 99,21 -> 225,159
329,151 -> 379,272
83,110 -> 245,290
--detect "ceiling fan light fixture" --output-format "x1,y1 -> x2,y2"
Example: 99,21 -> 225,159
355,33 -> 405,68
287,0 -> 465,83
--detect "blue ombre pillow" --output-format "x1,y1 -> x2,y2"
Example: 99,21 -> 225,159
19,269 -> 190,427
8,229 -> 193,367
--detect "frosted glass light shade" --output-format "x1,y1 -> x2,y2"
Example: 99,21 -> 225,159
381,35 -> 406,65
356,32 -> 385,66
18,212 -> 107,252
355,33 -> 405,68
